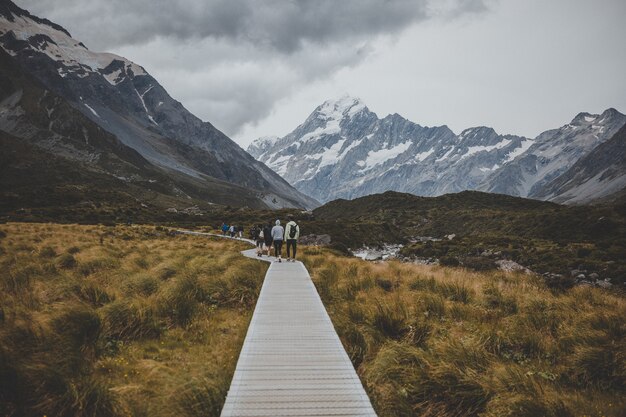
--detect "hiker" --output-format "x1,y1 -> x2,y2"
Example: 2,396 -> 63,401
229,225 -> 236,238
271,219 -> 284,262
221,222 -> 229,236
262,223 -> 273,256
255,224 -> 264,256
238,225 -> 243,239
285,216 -> 300,262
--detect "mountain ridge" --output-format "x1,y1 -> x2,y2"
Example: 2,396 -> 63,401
249,96 -> 626,204
0,0 -> 319,210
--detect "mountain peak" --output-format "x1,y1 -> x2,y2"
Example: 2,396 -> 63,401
458,126 -> 497,141
315,95 -> 367,120
571,112 -> 598,124
0,0 -> 71,37
571,108 -> 625,125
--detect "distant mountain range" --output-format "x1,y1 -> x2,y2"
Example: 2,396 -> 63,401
0,0 -> 318,212
248,96 -> 626,204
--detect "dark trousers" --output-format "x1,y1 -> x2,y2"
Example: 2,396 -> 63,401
274,240 -> 283,257
286,239 -> 297,258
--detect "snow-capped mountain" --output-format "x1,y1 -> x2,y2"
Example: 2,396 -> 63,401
0,0 -> 318,210
249,96 -> 531,203
249,96 -> 625,204
482,109 -> 626,199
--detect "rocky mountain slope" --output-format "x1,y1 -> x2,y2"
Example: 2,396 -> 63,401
532,123 -> 626,204
249,96 -> 625,204
483,108 -> 626,201
0,0 -> 318,210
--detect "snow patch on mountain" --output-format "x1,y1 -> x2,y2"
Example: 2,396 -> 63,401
0,12 -> 146,80
459,139 -> 511,161
503,138 -> 534,162
415,148 -> 435,162
360,141 -> 412,171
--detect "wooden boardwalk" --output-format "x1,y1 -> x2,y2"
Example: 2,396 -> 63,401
221,247 -> 376,416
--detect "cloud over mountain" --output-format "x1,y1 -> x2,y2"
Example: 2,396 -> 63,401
18,0 -> 493,135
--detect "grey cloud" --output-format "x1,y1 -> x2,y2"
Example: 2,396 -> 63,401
17,0 -> 494,136
18,0 -> 487,52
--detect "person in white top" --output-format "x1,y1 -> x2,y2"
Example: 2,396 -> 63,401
271,219 -> 284,262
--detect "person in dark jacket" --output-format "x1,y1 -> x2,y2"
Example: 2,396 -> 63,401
262,223 -> 273,256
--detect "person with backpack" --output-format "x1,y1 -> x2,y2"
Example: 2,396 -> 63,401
221,223 -> 229,236
237,225 -> 244,239
254,225 -> 264,256
262,223 -> 273,256
271,219 -> 284,262
285,216 -> 300,262
229,225 -> 236,238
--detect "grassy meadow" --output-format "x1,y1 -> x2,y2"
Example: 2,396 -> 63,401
299,247 -> 625,417
1,221 -> 624,417
0,222 -> 267,417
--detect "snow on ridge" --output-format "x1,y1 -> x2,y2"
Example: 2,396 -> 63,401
360,141 -> 412,171
267,154 -> 292,176
479,164 -> 500,173
83,103 -> 100,118
318,95 -> 365,121
458,139 -> 512,161
435,146 -> 455,162
0,14 -> 146,78
135,86 -> 157,125
503,138 -> 534,163
414,148 -> 434,162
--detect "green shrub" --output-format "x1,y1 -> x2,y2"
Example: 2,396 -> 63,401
440,256 -> 460,267
462,256 -> 497,271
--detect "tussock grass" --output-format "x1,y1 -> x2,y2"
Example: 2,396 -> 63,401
0,222 -> 265,417
300,246 -> 626,417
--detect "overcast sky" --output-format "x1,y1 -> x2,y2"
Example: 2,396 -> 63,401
20,0 -> 626,147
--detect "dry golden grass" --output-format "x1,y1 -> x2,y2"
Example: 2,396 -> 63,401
0,222 -> 266,417
299,246 -> 626,417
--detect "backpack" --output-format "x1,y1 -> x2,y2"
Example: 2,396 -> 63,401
289,222 -> 298,239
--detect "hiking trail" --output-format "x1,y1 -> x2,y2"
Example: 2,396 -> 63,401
177,230 -> 377,416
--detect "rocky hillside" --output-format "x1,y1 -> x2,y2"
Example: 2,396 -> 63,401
0,0 -> 318,210
483,108 -> 626,202
532,123 -> 626,204
249,96 -> 625,204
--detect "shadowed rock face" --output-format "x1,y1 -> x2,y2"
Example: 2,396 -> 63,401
483,108 -> 626,201
250,96 -> 625,205
531,124 -> 626,204
0,0 -> 319,210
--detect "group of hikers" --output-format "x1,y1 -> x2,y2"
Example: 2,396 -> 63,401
220,216 -> 300,263
220,223 -> 244,238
